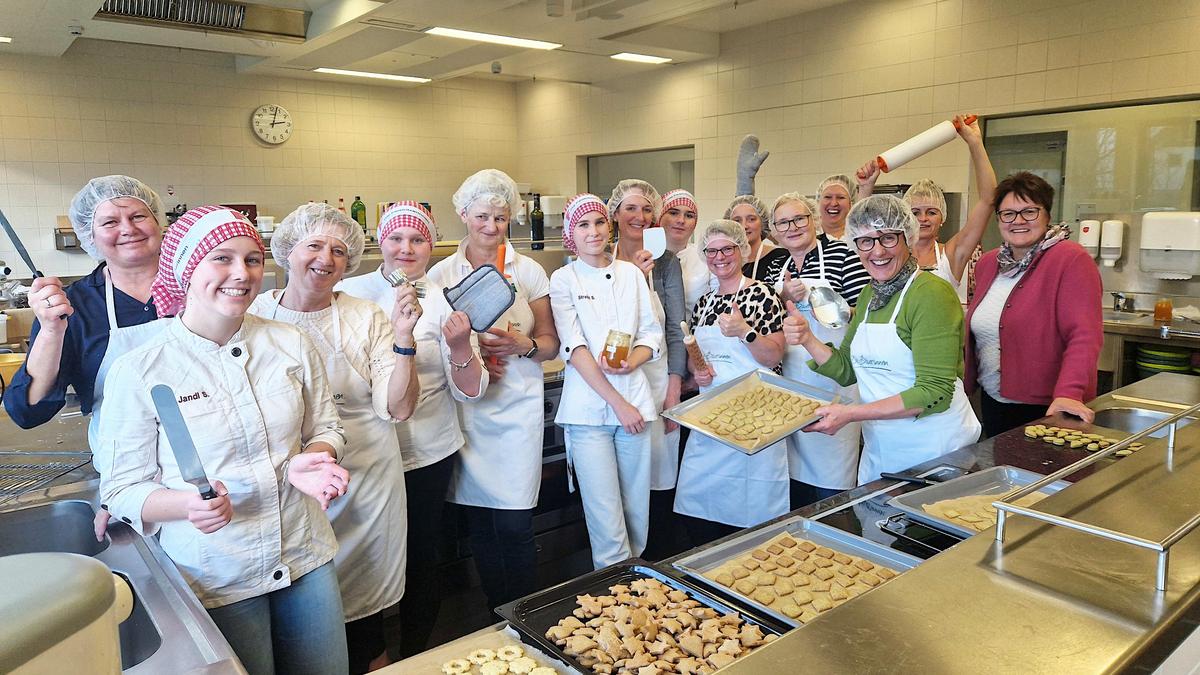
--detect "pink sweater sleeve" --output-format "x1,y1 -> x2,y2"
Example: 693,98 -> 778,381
1051,248 -> 1103,402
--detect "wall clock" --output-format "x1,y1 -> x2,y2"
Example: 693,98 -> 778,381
251,104 -> 293,144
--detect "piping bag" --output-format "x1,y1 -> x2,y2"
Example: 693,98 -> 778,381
866,114 -> 978,174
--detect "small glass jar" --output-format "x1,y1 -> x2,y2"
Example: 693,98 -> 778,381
603,330 -> 633,366
1154,298 -> 1173,325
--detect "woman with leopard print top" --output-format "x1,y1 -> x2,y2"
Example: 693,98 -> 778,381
673,220 -> 789,545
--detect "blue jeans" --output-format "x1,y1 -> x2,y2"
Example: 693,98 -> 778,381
564,424 -> 651,569
207,561 -> 349,675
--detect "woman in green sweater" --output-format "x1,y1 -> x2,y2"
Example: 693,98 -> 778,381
783,195 -> 981,484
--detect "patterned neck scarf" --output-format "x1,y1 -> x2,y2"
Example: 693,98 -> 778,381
868,257 -> 918,312
997,223 -> 1070,278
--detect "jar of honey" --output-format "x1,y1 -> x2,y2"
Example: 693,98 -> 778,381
603,330 -> 633,366
1154,298 -> 1173,325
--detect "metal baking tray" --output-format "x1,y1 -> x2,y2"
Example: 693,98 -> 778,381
662,369 -> 849,455
672,516 -> 922,628
495,560 -> 787,673
887,465 -> 1073,538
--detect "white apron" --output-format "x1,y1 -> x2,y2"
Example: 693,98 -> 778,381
88,270 -> 168,450
266,293 -> 407,621
851,272 -> 981,484
644,284 -> 679,490
777,248 -> 861,490
450,282 -> 545,510
674,303 -> 790,528
926,242 -> 969,304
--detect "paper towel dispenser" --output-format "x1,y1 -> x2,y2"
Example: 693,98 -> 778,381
1140,211 -> 1200,280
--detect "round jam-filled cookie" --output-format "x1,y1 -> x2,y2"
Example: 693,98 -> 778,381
507,657 -> 537,674
469,649 -> 497,665
442,659 -> 472,675
497,645 -> 525,662
481,661 -> 510,675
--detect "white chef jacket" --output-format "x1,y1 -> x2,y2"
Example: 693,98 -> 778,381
93,315 -> 345,609
549,257 -> 662,426
427,240 -> 549,510
337,267 -> 488,471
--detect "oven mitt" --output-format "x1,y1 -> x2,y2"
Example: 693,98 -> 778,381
736,134 -> 770,196
442,264 -> 516,332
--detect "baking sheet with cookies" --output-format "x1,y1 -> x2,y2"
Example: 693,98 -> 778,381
390,623 -> 571,675
673,516 -> 921,628
662,369 -> 845,455
496,561 -> 786,675
887,465 -> 1072,539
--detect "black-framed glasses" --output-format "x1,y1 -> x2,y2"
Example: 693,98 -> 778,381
772,215 -> 811,232
703,245 -> 738,259
997,206 -> 1043,223
853,232 -> 903,251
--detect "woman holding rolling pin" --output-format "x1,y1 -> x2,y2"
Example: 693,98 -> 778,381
94,206 -> 352,675
426,169 -> 559,609
857,115 -> 996,303
336,201 -> 487,658
673,220 -> 788,545
784,196 -> 980,484
248,202 -> 423,673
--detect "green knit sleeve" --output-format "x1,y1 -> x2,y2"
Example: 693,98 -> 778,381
896,275 -> 965,417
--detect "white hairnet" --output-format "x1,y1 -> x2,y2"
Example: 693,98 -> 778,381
271,202 -> 366,273
724,194 -> 770,229
770,192 -> 819,227
903,179 -> 947,217
817,174 -> 858,203
68,175 -> 165,260
607,179 -> 663,222
846,195 -> 919,248
700,219 -> 751,259
452,169 -> 521,218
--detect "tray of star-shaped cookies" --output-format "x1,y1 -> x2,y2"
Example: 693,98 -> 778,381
662,369 -> 849,455
495,560 -> 789,674
672,516 -> 922,628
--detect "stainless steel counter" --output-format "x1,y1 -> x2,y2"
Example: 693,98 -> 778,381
722,373 -> 1200,674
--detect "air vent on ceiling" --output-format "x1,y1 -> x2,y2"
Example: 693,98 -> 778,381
95,0 -> 308,42
358,17 -> 428,33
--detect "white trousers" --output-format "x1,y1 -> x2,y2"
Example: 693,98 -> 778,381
564,424 -> 651,569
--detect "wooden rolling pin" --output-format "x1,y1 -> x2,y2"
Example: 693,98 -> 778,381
681,321 -> 710,375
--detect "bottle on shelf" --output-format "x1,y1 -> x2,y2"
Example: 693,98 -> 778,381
351,196 -> 367,236
531,193 -> 544,251
337,197 -> 347,214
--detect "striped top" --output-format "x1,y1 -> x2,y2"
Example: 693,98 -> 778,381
751,234 -> 872,307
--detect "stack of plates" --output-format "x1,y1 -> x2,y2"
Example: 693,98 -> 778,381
1135,344 -> 1194,380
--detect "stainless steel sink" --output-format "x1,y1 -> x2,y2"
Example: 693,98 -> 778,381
1092,407 -> 1195,438
1101,310 -> 1150,323
0,498 -> 243,673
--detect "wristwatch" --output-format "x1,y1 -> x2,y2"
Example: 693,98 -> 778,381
521,338 -> 540,359
393,344 -> 417,356
741,330 -> 758,344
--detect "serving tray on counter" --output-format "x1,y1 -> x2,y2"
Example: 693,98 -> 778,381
887,465 -> 1073,538
672,516 -> 922,628
662,369 -> 847,456
495,560 -> 787,673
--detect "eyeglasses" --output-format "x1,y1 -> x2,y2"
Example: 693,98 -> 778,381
997,206 -> 1043,224
703,245 -> 738,259
772,215 -> 810,232
853,232 -> 903,251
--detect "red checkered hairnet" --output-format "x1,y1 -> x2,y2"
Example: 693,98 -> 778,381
562,194 -> 607,254
150,205 -> 262,316
662,189 -> 698,216
378,201 -> 438,244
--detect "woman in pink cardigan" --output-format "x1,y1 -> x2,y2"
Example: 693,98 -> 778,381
965,172 -> 1103,438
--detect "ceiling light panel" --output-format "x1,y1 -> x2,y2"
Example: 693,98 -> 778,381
425,26 -> 561,50
313,68 -> 430,83
610,52 -> 672,64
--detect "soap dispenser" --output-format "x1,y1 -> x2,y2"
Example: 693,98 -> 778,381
1078,220 -> 1100,257
1100,219 -> 1124,267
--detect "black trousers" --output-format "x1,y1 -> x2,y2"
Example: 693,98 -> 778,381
345,612 -> 385,674
463,505 -> 537,610
980,390 -> 1047,439
679,513 -> 740,548
790,481 -> 843,510
396,453 -> 454,659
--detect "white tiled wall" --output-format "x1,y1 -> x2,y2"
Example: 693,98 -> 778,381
515,0 -> 1200,221
0,39 -> 518,276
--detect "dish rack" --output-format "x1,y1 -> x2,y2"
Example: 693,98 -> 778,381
0,451 -> 91,508
993,401 -> 1200,591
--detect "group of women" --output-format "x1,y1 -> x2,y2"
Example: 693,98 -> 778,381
2,110 -> 1103,674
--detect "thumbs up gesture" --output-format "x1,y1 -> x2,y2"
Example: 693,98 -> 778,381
780,267 -> 809,304
718,300 -> 752,338
782,300 -> 813,346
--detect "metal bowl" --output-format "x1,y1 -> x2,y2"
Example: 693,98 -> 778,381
809,285 -> 852,329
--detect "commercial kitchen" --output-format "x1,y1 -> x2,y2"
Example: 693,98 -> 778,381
3,0 -> 1200,673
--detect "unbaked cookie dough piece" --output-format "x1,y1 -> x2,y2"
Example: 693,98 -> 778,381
442,659 -> 472,675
